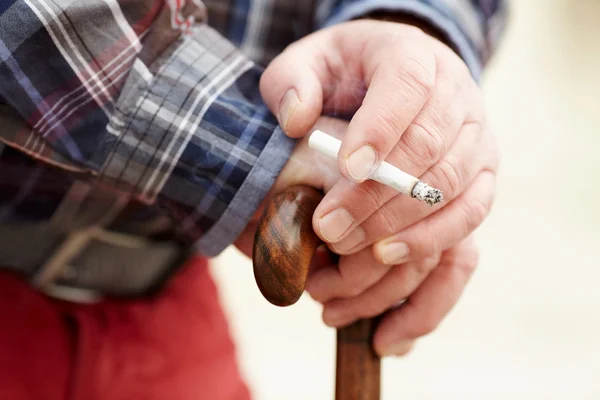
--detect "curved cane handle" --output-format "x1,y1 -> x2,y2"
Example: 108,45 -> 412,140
252,185 -> 323,307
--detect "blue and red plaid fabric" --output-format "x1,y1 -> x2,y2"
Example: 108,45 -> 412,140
0,0 -> 506,257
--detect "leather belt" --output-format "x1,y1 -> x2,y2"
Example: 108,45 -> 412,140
0,180 -> 190,303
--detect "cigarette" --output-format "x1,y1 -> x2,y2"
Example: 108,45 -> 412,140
308,130 -> 443,206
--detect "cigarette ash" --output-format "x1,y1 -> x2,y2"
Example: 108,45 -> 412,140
412,182 -> 443,206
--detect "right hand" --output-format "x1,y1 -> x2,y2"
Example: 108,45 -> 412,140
233,116 -> 344,256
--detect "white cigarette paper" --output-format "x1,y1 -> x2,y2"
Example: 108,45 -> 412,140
308,130 -> 443,206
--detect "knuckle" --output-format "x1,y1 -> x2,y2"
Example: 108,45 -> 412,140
305,277 -> 332,303
363,204 -> 403,240
401,121 -> 445,164
448,239 -> 479,276
433,158 -> 462,199
433,101 -> 461,133
353,181 -> 388,214
393,54 -> 435,99
413,254 -> 440,276
379,210 -> 402,237
453,249 -> 479,277
438,47 -> 472,84
371,106 -> 401,141
307,289 -> 326,303
461,195 -> 491,233
461,247 -> 479,274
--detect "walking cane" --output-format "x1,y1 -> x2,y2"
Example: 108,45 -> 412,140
253,185 -> 381,400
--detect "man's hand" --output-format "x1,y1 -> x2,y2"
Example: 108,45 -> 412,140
306,235 -> 478,357
234,116 -> 484,357
257,19 -> 498,353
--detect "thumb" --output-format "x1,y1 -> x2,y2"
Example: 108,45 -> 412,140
260,42 -> 325,138
270,116 -> 347,195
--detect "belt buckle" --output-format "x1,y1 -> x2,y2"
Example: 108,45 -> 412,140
32,227 -> 150,303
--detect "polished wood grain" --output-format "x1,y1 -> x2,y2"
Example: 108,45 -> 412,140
336,318 -> 381,400
252,185 -> 324,307
252,185 -> 381,399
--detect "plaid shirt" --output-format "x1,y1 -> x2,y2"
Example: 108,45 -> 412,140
0,0 -> 506,258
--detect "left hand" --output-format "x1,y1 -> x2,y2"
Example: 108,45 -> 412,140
259,18 -> 499,353
307,235 -> 479,357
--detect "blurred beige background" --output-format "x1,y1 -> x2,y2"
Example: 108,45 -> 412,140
210,1 -> 600,399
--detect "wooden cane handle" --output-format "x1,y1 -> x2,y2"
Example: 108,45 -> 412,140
252,185 -> 323,306
252,185 -> 381,400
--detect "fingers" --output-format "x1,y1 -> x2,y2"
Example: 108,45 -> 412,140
337,33 -> 437,183
327,120 -> 496,253
313,179 -> 395,244
372,170 -> 496,265
373,237 -> 479,356
320,255 -> 441,327
259,39 -> 325,137
260,30 -> 368,138
305,247 -> 392,304
312,55 -> 473,245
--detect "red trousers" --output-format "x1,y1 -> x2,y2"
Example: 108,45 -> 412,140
0,256 -> 251,400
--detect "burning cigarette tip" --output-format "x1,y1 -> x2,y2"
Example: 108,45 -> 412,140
412,182 -> 444,207
309,130 -> 444,206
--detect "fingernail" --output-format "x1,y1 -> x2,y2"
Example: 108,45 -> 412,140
381,340 -> 416,357
346,145 -> 377,181
318,209 -> 354,242
332,227 -> 365,254
279,89 -> 299,133
380,242 -> 410,265
323,308 -> 347,327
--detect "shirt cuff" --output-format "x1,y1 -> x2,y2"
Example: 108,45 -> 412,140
318,0 -> 483,82
194,126 -> 293,256
96,24 -> 295,257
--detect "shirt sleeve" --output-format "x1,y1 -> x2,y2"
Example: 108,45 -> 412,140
316,0 -> 508,81
0,1 -> 294,258
98,24 -> 294,257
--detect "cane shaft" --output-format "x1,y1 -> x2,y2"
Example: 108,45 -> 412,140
336,319 -> 381,400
